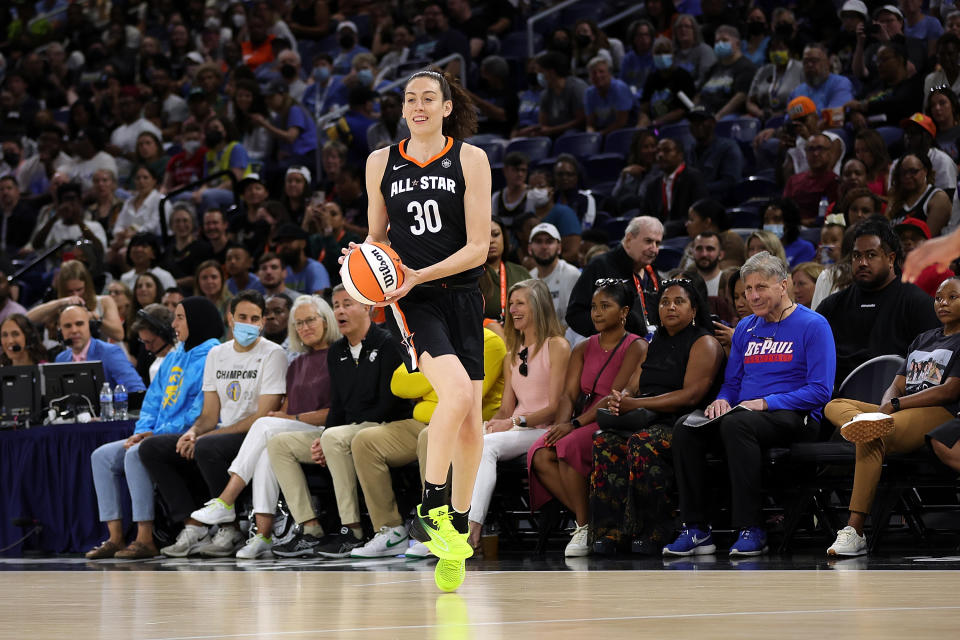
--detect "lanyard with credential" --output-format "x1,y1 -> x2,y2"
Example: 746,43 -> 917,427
632,265 -> 659,324
498,261 -> 507,323
661,163 -> 685,212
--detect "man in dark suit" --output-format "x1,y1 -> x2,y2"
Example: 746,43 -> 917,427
642,138 -> 708,238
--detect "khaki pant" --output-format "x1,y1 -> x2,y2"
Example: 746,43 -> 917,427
266,428 -> 325,524
352,419 -> 427,529
824,399 -> 953,514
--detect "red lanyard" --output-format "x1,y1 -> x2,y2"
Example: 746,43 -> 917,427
499,261 -> 507,323
632,265 -> 659,322
661,163 -> 685,211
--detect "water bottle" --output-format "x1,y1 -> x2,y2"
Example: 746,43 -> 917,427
818,196 -> 829,220
113,384 -> 128,420
99,383 -> 113,421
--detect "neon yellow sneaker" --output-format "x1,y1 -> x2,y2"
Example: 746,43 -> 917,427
409,504 -> 473,561
434,557 -> 466,592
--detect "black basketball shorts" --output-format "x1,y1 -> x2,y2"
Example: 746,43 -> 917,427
387,285 -> 485,381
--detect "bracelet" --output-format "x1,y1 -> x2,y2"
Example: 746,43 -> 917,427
511,416 -> 518,428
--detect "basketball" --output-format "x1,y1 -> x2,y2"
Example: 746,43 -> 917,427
340,242 -> 405,305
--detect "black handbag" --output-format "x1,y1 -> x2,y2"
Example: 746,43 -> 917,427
572,333 -> 629,417
596,406 -> 663,435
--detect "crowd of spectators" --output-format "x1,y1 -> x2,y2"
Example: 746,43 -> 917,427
4,0 -> 960,562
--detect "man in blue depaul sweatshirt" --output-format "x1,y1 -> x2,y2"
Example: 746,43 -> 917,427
85,297 -> 223,560
664,251 -> 836,558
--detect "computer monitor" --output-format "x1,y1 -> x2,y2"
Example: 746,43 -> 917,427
0,365 -> 41,422
39,361 -> 106,416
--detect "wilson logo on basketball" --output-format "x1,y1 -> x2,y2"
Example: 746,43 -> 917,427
340,242 -> 405,305
370,247 -> 395,289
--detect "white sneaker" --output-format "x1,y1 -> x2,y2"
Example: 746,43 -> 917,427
564,523 -> 590,557
827,526 -> 867,556
161,524 -> 210,557
405,541 -> 432,558
350,525 -> 410,558
840,413 -> 895,443
191,498 -> 237,525
236,533 -> 273,559
196,526 -> 245,557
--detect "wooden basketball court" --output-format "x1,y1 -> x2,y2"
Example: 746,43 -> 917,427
2,556 -> 960,639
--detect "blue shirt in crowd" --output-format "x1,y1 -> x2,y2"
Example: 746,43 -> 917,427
788,74 -> 855,111
227,273 -> 266,295
543,203 -> 582,237
620,50 -> 655,92
718,303 -> 835,422
904,16 -> 944,41
585,78 -> 635,130
286,258 -> 331,294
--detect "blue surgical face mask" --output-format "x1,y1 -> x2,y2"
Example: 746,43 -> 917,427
763,223 -> 784,238
232,321 -> 261,347
314,66 -> 330,83
654,54 -> 673,70
714,40 -> 733,58
536,72 -> 547,88
357,68 -> 374,86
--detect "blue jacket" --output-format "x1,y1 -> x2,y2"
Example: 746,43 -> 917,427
133,339 -> 219,435
55,338 -> 146,392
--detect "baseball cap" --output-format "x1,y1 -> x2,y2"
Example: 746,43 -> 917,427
529,222 -> 561,242
286,166 -> 312,184
187,86 -> 207,102
901,112 -> 937,138
238,173 -> 266,191
337,20 -> 358,33
185,51 -> 206,65
686,105 -> 715,121
894,217 -> 931,240
787,96 -> 817,120
873,5 -> 903,20
273,223 -> 309,242
57,181 -> 83,201
838,0 -> 868,19
264,79 -> 288,96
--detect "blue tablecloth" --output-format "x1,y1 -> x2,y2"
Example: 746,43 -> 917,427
0,420 -> 136,556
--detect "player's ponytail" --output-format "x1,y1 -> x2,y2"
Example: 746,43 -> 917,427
406,70 -> 478,140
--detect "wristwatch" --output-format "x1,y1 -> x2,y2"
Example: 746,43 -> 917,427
890,397 -> 900,412
571,418 -> 582,428
518,415 -> 527,428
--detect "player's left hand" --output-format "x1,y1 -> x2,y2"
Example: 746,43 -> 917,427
377,263 -> 420,306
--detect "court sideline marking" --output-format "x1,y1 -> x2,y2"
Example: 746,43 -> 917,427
144,605 -> 960,640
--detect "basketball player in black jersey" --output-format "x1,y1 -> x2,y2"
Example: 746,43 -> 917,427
343,71 -> 491,591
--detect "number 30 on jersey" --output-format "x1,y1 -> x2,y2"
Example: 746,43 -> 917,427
408,199 -> 443,235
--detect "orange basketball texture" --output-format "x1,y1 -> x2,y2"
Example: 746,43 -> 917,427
340,242 -> 405,304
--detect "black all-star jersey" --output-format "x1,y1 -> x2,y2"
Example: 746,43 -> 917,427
379,137 -> 482,287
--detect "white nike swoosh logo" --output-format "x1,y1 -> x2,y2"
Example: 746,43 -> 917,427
339,356 -> 349,361
393,164 -> 408,170
691,536 -> 707,544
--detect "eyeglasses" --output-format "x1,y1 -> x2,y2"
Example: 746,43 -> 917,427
900,167 -> 923,176
295,315 -> 321,329
518,347 -> 529,377
594,278 -> 629,288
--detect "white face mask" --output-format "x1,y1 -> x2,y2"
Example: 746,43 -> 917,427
205,17 -> 221,31
232,14 -> 246,29
182,140 -> 201,154
527,187 -> 550,207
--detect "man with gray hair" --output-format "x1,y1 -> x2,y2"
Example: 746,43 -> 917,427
664,251 -> 836,558
697,25 -> 756,118
585,56 -> 633,135
565,216 -> 664,338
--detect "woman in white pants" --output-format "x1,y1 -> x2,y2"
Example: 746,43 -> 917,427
467,280 -> 570,550
189,295 -> 340,557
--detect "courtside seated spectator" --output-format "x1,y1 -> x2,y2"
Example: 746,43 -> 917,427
270,286 -> 411,558
817,219 -> 939,388
55,305 -> 146,392
823,277 -> 960,557
188,295 -> 338,559
467,280 -> 569,551
567,216 -> 664,338
480,217 -> 531,323
139,290 -> 287,558
665,251 -> 835,557
529,280 -> 645,556
591,279 -> 724,555
85,297 -> 221,560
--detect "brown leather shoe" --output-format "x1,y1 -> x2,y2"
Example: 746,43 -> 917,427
114,541 -> 159,559
85,540 -> 123,559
